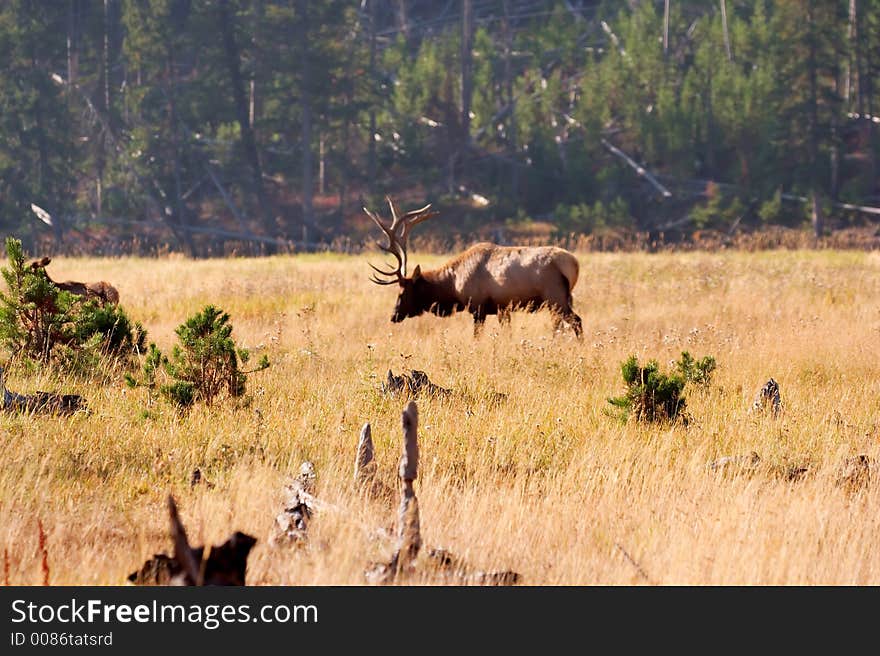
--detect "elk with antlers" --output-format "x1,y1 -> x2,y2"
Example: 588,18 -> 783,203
29,257 -> 119,306
366,198 -> 583,336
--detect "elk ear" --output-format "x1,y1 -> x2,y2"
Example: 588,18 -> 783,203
411,265 -> 422,281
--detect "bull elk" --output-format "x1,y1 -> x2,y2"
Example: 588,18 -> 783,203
366,198 -> 582,337
29,257 -> 120,306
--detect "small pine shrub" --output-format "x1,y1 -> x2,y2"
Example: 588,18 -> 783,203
0,237 -> 145,369
74,301 -> 146,355
608,355 -> 687,423
674,351 -> 716,387
127,305 -> 269,408
0,238 -> 76,362
758,189 -> 783,224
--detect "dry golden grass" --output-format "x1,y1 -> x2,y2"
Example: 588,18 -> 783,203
2,249 -> 880,585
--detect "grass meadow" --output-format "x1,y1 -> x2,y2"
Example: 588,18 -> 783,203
2,248 -> 880,585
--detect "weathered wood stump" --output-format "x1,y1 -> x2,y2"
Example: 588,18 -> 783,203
269,462 -> 318,547
128,496 -> 256,586
749,378 -> 782,417
354,422 -> 394,500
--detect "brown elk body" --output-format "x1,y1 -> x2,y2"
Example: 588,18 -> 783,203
366,199 -> 582,336
29,257 -> 120,306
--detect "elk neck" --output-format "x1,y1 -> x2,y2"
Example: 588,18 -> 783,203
417,266 -> 464,316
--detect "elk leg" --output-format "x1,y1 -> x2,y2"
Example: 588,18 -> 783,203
550,306 -> 583,338
471,307 -> 487,336
545,273 -> 583,337
497,307 -> 512,327
567,311 -> 583,338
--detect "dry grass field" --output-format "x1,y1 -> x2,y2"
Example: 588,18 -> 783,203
2,248 -> 880,585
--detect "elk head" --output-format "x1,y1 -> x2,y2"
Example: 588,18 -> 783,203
365,197 -> 438,322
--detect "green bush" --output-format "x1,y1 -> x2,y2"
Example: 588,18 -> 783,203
608,355 -> 687,423
73,300 -> 146,363
0,236 -> 145,369
674,351 -> 716,387
553,198 -> 633,234
690,190 -> 745,230
757,189 -> 783,224
126,305 -> 269,408
608,351 -> 718,423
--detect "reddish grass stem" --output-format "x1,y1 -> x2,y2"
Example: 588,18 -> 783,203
37,519 -> 50,586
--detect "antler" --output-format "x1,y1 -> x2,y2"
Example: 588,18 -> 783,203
365,207 -> 406,285
365,197 -> 438,285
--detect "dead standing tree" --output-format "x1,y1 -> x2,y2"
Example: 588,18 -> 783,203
365,401 -> 519,585
396,401 -> 422,574
354,422 -> 394,501
365,401 -> 421,583
265,402 -> 517,584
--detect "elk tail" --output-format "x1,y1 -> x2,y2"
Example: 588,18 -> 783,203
559,275 -> 574,309
556,252 -> 579,295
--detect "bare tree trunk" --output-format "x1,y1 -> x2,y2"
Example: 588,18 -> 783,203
103,0 -> 110,113
852,0 -> 875,194
66,0 -> 79,86
165,46 -> 197,257
25,4 -> 63,247
663,0 -> 670,57
396,0 -> 409,46
318,133 -> 325,195
806,0 -> 822,237
169,100 -> 196,256
846,0 -> 856,109
502,0 -> 518,200
704,61 -> 715,177
96,0 -> 112,218
296,0 -> 314,240
367,0 -> 377,192
250,0 -> 264,127
851,0 -> 866,115
865,14 -> 876,194
66,0 -> 79,236
460,0 -> 473,183
811,191 -> 824,238
720,0 -> 732,62
217,0 -> 276,246
249,79 -> 255,127
33,94 -> 62,247
338,0 -> 366,222
831,73 -> 841,200
339,91 -> 349,218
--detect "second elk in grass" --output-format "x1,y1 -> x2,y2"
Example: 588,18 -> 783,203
366,197 -> 583,337
29,257 -> 119,306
